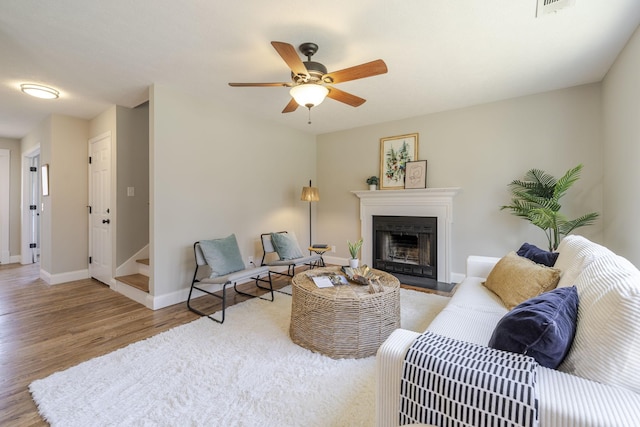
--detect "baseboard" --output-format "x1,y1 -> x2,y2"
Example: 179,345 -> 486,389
40,268 -> 90,285
113,279 -> 154,308
146,275 -> 267,311
451,272 -> 465,284
0,250 -> 9,264
149,288 -> 191,310
138,269 -> 466,311
322,255 -> 347,266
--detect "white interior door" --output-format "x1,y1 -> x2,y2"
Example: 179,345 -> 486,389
21,145 -> 40,265
89,133 -> 112,285
28,155 -> 40,263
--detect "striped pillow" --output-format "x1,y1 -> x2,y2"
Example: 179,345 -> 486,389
559,255 -> 640,393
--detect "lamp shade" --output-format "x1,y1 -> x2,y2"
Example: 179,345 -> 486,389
301,186 -> 320,202
290,84 -> 329,108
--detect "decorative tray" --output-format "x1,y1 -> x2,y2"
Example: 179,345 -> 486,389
341,265 -> 379,285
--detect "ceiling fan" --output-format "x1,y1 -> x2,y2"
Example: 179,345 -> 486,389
229,41 -> 388,119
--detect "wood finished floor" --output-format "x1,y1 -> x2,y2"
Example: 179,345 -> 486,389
0,262 -> 450,426
0,262 -> 291,427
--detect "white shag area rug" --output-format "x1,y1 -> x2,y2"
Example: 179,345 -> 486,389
30,288 -> 449,427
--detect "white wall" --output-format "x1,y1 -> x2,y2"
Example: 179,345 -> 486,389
116,103 -> 149,265
317,84 -> 603,277
0,138 -> 21,260
49,115 -> 89,276
602,25 -> 640,266
22,115 -> 89,282
150,84 -> 316,307
22,118 -> 53,273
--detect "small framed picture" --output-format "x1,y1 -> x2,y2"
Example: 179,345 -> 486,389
404,160 -> 427,189
379,133 -> 418,190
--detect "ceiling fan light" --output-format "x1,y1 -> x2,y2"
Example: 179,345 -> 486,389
20,83 -> 60,99
290,84 -> 329,108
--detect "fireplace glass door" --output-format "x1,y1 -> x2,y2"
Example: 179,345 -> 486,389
372,215 -> 437,281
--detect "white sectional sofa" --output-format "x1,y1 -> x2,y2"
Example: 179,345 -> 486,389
376,235 -> 640,426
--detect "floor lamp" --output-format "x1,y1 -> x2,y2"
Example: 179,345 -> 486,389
300,180 -> 319,247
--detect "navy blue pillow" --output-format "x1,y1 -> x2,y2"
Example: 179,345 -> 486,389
517,242 -> 559,267
488,286 -> 579,369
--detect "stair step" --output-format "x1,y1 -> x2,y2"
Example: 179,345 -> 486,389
135,258 -> 150,277
116,273 -> 149,293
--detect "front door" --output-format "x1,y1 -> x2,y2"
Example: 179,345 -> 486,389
88,133 -> 112,285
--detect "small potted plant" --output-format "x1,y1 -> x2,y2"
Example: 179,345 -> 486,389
366,176 -> 379,191
347,238 -> 363,268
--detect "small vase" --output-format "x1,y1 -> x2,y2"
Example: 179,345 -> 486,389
349,258 -> 359,268
369,185 -> 377,191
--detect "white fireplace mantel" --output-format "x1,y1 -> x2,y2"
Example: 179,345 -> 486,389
352,187 -> 461,283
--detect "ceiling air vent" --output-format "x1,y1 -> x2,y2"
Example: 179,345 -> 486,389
536,0 -> 576,17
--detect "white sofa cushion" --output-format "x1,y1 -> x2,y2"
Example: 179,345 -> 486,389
427,277 -> 506,345
559,254 -> 640,393
554,235 -> 614,288
538,366 -> 640,426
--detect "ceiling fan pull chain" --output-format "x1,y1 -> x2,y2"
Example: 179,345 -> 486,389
307,106 -> 312,124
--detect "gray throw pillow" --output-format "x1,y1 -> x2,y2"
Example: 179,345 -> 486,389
270,232 -> 304,260
199,234 -> 245,278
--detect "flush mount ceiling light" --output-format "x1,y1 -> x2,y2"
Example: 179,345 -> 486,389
20,83 -> 60,99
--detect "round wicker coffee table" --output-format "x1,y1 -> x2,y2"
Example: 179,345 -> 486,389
290,266 -> 400,359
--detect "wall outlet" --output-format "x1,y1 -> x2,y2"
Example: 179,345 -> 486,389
248,256 -> 254,264
331,245 -> 336,253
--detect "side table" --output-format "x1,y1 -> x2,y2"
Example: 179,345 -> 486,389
290,266 -> 401,359
308,246 -> 330,267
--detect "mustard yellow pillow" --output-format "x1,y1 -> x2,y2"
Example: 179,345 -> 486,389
483,252 -> 561,310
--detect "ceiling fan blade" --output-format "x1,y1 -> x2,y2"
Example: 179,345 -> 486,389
323,59 -> 388,84
326,86 -> 366,107
282,98 -> 299,113
228,82 -> 292,87
271,41 -> 309,78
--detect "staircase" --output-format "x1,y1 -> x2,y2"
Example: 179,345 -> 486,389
115,258 -> 149,293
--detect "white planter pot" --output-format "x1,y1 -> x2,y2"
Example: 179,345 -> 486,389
349,258 -> 360,268
369,185 -> 377,191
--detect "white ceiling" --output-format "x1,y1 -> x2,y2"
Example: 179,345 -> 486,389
1,0 -> 639,139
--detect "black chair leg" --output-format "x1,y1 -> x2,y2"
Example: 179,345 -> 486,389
187,279 -> 228,324
234,272 -> 274,302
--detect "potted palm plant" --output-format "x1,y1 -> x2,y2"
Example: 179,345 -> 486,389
366,176 -> 379,191
500,164 -> 599,251
347,238 -> 363,268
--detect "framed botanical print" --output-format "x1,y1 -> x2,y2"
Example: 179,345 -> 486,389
404,160 -> 427,189
379,133 -> 418,190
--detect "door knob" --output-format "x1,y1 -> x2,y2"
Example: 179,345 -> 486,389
102,219 -> 110,224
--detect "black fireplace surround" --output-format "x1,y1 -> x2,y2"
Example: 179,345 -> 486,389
372,215 -> 437,285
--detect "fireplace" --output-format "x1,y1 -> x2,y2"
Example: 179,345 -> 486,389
373,216 -> 437,281
352,188 -> 460,283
